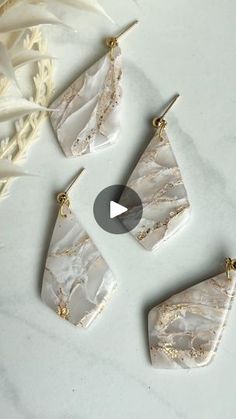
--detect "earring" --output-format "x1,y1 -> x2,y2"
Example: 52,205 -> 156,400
148,257 -> 236,369
41,169 -> 117,328
50,20 -> 138,158
120,94 -> 191,251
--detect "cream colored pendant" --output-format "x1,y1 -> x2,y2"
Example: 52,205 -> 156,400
148,258 -> 236,368
50,47 -> 122,157
41,170 -> 116,328
120,95 -> 190,251
50,21 -> 138,157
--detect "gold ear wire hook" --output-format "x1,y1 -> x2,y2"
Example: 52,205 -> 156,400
57,168 -> 85,218
152,94 -> 180,130
57,192 -> 70,218
106,20 -> 139,49
225,257 -> 236,280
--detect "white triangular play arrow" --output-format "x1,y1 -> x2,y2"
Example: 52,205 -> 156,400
110,201 -> 128,219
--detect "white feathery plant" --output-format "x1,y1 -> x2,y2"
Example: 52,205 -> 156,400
0,0 -> 112,198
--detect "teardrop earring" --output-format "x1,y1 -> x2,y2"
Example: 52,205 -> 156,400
148,257 -> 236,369
50,20 -> 138,157
41,169 -> 117,328
120,95 -> 191,251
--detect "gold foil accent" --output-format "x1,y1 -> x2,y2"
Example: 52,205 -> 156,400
57,288 -> 70,320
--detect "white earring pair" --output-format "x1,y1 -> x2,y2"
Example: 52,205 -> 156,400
42,95 -> 191,329
119,97 -> 236,369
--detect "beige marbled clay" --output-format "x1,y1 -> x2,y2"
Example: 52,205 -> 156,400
120,127 -> 190,251
148,268 -> 236,368
50,47 -> 122,157
41,206 -> 116,328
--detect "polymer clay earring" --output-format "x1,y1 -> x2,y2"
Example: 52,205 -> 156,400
120,95 -> 191,251
41,169 -> 117,328
148,257 -> 236,369
50,20 -> 138,157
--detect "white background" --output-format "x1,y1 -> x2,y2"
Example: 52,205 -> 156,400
1,0 -> 236,418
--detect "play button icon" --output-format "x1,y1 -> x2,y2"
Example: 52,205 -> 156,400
110,201 -> 128,219
93,185 -> 143,234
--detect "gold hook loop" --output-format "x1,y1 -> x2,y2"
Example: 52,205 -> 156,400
225,257 -> 236,280
56,168 -> 85,218
106,20 -> 138,59
152,118 -> 167,130
106,37 -> 118,61
106,37 -> 118,49
152,118 -> 167,141
152,94 -> 180,131
57,192 -> 70,218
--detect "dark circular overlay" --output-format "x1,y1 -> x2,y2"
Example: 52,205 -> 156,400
93,185 -> 143,235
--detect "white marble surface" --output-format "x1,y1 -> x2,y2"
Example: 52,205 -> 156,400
1,0 -> 236,418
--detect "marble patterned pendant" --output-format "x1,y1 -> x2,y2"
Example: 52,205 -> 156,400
41,204 -> 116,328
50,46 -> 122,157
148,262 -> 236,368
120,123 -> 190,251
